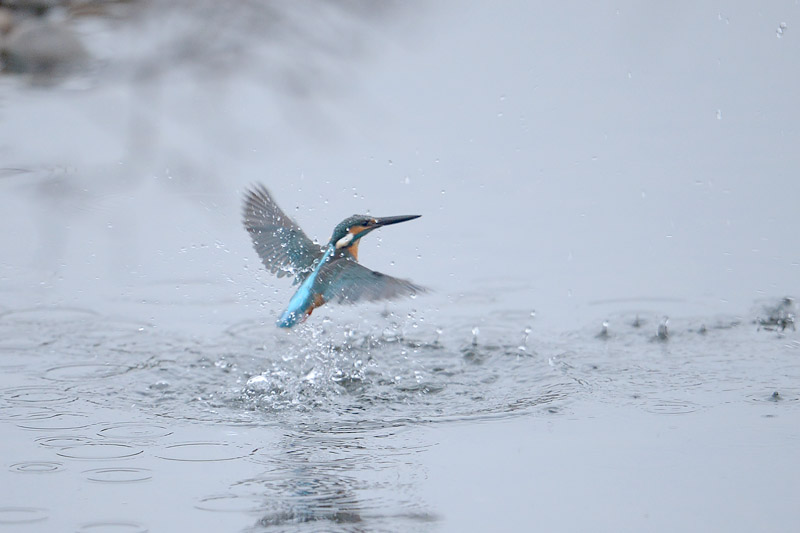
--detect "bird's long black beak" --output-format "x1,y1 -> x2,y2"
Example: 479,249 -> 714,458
370,215 -> 421,228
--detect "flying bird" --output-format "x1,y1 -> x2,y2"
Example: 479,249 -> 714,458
243,185 -> 426,328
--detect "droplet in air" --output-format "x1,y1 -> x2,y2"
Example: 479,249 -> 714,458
471,327 -> 479,346
597,320 -> 609,338
657,316 -> 669,340
777,22 -> 787,38
404,176 -> 410,185
716,109 -> 722,120
519,326 -> 532,351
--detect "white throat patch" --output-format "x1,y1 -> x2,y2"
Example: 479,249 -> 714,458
335,233 -> 354,249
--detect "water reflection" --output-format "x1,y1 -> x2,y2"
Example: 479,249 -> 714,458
239,427 -> 437,532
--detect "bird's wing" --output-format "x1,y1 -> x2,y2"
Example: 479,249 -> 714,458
242,185 -> 323,283
319,257 -> 427,304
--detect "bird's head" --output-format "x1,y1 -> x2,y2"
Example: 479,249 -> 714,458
329,214 -> 421,251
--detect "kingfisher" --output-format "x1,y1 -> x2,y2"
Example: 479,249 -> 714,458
243,184 -> 426,328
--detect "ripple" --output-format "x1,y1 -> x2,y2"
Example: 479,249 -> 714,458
76,319 -> 150,342
0,352 -> 31,371
37,436 -> 97,448
747,391 -> 799,404
0,507 -> 48,524
0,306 -> 98,324
16,412 -> 93,430
195,494 -> 266,513
98,423 -> 172,440
9,461 -> 65,474
154,442 -> 256,462
224,319 -> 274,342
76,521 -> 148,533
0,407 -> 54,421
83,468 -> 153,484
1,386 -> 77,405
643,399 -> 702,415
57,443 -> 144,460
44,363 -> 132,382
0,335 -> 47,350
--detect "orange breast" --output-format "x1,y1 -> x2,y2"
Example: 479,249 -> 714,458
305,293 -> 327,316
346,225 -> 367,261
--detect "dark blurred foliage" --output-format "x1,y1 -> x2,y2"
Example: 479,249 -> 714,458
1,0 -> 405,94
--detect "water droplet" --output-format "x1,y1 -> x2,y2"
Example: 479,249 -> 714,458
657,316 -> 669,340
403,176 -> 410,185
434,327 -> 443,345
716,109 -> 722,120
597,320 -> 609,338
777,22 -> 787,38
471,327 -> 479,346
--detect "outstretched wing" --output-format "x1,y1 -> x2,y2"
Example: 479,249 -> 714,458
242,185 -> 323,283
319,257 -> 427,304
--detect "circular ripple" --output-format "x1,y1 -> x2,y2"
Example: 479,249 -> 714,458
0,306 -> 98,324
98,423 -> 172,440
9,461 -> 65,474
195,494 -> 265,513
0,352 -> 30,371
57,444 -> 143,460
76,521 -> 148,532
76,319 -> 150,342
0,336 -> 46,350
0,407 -> 53,422
224,319 -> 273,342
17,413 -> 93,430
83,468 -> 153,484
0,507 -> 48,524
154,442 -> 255,462
37,436 -> 97,448
1,386 -> 77,405
643,400 -> 701,415
44,364 -> 131,382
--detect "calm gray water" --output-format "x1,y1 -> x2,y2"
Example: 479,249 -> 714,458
1,2 -> 799,532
